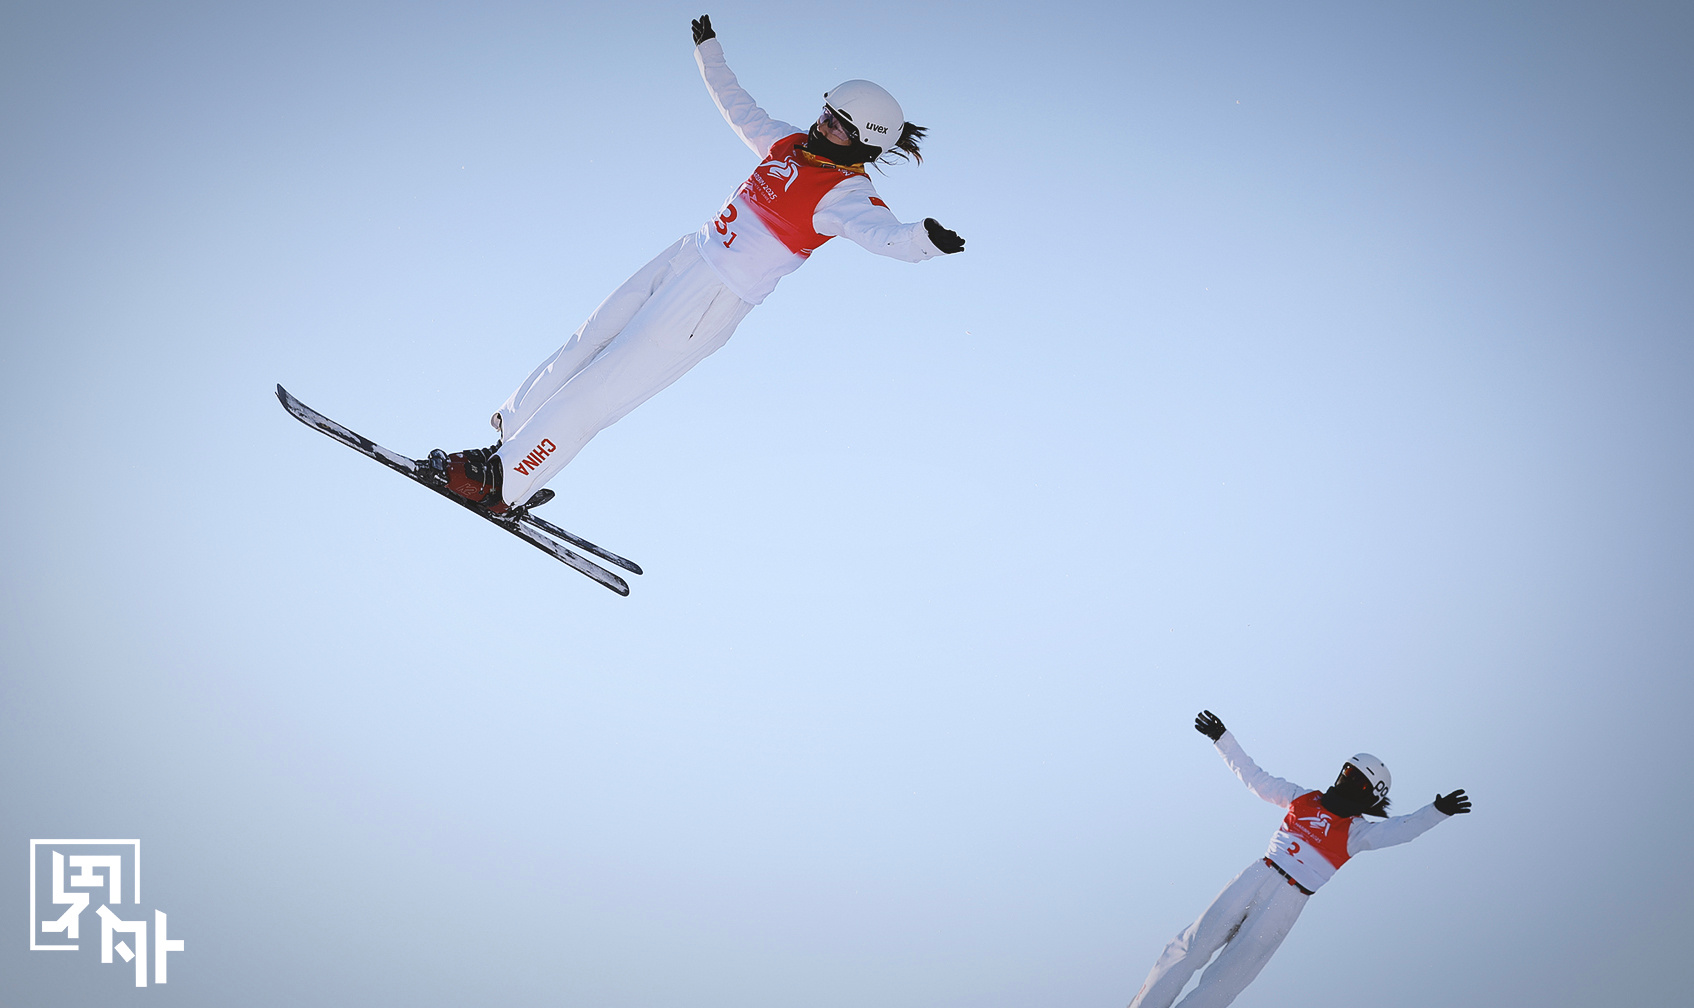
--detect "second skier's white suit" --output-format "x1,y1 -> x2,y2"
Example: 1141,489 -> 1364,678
492,38 -> 946,506
1127,732 -> 1452,1008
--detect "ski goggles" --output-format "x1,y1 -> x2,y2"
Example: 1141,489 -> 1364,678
818,105 -> 861,143
1337,762 -> 1387,799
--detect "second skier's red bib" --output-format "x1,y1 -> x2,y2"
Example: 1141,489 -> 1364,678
1264,791 -> 1353,892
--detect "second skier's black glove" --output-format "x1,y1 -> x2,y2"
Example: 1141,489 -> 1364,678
1194,710 -> 1226,742
691,14 -> 716,45
1434,789 -> 1472,815
924,218 -> 965,254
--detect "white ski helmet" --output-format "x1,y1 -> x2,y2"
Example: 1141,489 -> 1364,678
1344,753 -> 1391,800
822,79 -> 904,153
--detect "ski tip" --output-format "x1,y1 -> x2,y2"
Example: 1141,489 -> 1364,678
275,383 -> 292,405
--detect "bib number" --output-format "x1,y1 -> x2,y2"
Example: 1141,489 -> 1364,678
714,204 -> 738,247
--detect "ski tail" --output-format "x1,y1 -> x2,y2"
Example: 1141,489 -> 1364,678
519,512 -> 644,576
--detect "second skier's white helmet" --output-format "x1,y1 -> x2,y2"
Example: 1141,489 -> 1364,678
823,79 -> 904,153
1344,753 -> 1392,800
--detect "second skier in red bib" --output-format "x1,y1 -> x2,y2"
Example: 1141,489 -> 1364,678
1126,710 -> 1473,1008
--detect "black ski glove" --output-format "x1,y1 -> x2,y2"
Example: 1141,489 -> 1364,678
1434,789 -> 1472,815
1194,710 -> 1226,742
924,218 -> 965,254
691,14 -> 715,45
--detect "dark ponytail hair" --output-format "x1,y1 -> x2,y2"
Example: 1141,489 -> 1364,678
822,121 -> 928,172
885,122 -> 926,164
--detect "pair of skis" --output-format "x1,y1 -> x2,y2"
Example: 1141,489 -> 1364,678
275,385 -> 641,595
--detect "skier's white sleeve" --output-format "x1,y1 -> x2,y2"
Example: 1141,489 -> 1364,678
1214,731 -> 1306,809
1346,803 -> 1449,855
812,178 -> 944,262
694,38 -> 798,157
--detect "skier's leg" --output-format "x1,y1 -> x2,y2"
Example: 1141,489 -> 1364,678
1172,879 -> 1307,1008
496,244 -> 752,505
494,236 -> 692,438
1127,863 -> 1266,1008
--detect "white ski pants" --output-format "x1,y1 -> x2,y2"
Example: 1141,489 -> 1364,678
494,235 -> 754,505
1127,860 -> 1309,1008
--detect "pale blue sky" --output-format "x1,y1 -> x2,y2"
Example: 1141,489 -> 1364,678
3,2 -> 1691,1005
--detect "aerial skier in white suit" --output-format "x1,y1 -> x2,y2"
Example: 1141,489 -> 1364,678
435,13 -> 965,512
1127,711 -> 1473,1008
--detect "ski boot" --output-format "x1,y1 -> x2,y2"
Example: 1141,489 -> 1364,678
425,445 -> 509,514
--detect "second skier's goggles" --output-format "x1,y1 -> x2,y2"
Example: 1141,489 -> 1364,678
818,105 -> 861,143
1338,762 -> 1386,798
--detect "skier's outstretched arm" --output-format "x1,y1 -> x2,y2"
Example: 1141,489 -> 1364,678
692,15 -> 798,157
1196,710 -> 1305,809
813,182 -> 964,262
1349,788 -> 1472,854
